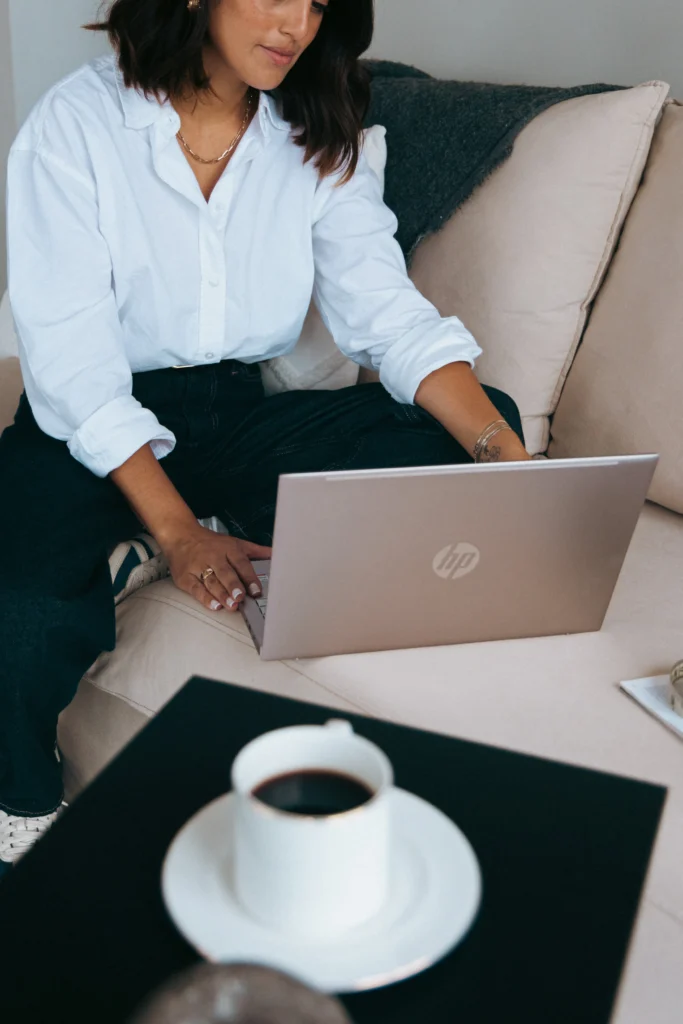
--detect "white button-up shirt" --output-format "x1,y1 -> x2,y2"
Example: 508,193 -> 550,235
6,54 -> 481,477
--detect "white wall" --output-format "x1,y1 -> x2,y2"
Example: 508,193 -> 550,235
0,0 -> 16,294
9,0 -> 108,126
7,0 -> 683,125
369,0 -> 683,96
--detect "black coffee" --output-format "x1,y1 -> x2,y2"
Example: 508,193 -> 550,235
252,769 -> 374,817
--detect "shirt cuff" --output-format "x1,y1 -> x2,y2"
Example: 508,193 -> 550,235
67,394 -> 176,477
378,317 -> 484,405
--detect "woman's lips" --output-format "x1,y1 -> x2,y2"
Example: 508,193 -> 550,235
261,46 -> 295,67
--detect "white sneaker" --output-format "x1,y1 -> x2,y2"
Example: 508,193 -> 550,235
0,807 -> 61,871
109,533 -> 170,606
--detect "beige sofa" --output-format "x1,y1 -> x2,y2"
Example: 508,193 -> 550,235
1,84 -> 682,1020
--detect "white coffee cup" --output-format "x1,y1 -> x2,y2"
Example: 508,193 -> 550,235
231,720 -> 394,938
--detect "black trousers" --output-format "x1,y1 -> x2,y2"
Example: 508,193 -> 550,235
0,360 -> 523,815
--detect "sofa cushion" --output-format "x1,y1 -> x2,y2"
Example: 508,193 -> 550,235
406,82 -> 670,454
0,290 -> 18,360
259,125 -> 388,396
58,582 -> 361,795
550,102 -> 683,514
0,357 -> 22,434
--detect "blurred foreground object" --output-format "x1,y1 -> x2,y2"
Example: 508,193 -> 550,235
129,963 -> 353,1024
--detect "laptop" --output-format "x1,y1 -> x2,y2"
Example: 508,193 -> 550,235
241,454 -> 658,661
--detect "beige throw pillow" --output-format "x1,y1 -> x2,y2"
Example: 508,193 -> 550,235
260,124 -> 388,396
407,82 -> 670,454
550,101 -> 683,515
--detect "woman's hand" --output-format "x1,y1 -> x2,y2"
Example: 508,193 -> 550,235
110,446 -> 271,613
161,524 -> 273,613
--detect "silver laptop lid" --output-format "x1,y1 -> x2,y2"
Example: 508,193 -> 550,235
259,455 -> 658,661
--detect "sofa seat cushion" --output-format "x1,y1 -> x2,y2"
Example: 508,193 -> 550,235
58,586 -> 362,798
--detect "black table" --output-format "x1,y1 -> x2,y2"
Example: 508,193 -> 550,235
0,678 -> 665,1023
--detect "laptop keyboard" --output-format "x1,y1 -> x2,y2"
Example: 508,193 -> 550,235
255,572 -> 269,617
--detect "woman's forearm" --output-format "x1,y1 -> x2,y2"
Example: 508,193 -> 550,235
111,363 -> 526,548
415,361 -> 530,462
110,444 -> 200,547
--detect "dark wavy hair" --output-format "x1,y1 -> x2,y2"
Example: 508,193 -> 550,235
85,0 -> 374,184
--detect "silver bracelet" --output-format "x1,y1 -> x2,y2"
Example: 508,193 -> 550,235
473,419 -> 511,462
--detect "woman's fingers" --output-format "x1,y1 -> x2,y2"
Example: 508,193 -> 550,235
188,577 -> 227,612
174,533 -> 273,613
242,541 -> 273,561
229,549 -> 266,598
201,570 -> 238,611
207,562 -> 246,611
235,540 -> 273,597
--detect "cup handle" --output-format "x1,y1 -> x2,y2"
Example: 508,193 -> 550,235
325,719 -> 354,735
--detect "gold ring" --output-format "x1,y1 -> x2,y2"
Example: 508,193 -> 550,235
200,568 -> 216,583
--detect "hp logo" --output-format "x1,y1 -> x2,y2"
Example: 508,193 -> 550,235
433,543 -> 481,580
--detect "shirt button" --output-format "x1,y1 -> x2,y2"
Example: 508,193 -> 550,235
208,278 -> 219,288
205,352 -> 215,360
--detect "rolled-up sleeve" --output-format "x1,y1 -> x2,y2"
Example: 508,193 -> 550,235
7,146 -> 175,477
311,150 -> 482,405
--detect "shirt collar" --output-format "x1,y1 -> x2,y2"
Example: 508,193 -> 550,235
115,65 -> 289,136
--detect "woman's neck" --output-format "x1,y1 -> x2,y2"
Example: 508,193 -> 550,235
174,44 -> 252,128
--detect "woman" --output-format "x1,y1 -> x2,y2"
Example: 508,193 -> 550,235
0,0 -> 529,873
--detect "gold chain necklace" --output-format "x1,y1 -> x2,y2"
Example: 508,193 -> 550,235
176,89 -> 254,165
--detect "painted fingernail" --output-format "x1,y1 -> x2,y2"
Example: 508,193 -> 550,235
227,598 -> 237,610
249,583 -> 261,597
232,589 -> 244,600
210,600 -> 221,611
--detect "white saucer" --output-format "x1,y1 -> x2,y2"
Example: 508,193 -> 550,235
162,788 -> 482,994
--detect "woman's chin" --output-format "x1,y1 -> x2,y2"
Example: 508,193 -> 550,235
247,76 -> 285,93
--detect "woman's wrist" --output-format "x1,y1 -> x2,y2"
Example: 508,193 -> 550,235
414,364 -> 530,462
477,428 -> 530,462
154,515 -> 204,551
